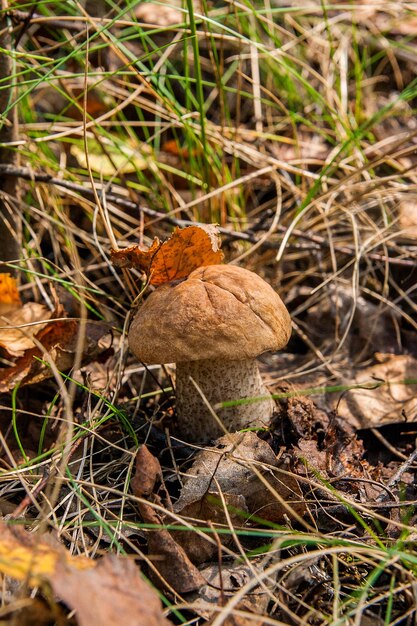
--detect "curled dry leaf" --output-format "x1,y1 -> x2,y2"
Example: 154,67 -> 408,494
131,445 -> 205,593
192,560 -> 276,625
173,433 -> 305,564
0,521 -> 171,626
0,274 -> 112,392
111,225 -> 224,286
0,317 -> 112,394
333,354 -> 417,429
0,302 -> 53,357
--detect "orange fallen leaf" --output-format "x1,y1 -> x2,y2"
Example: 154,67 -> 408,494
111,225 -> 224,286
161,139 -> 202,159
0,273 -> 22,315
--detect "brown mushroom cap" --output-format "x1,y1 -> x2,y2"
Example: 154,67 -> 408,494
128,264 -> 291,364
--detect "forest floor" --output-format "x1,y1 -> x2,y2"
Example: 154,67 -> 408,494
0,1 -> 417,625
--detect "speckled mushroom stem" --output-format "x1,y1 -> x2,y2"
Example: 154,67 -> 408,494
175,358 -> 275,443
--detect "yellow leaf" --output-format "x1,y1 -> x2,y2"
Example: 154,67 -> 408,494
0,523 -> 93,587
71,140 -> 150,176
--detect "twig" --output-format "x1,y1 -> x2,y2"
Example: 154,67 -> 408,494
11,10 -> 86,32
9,468 -> 50,519
385,446 -> 417,492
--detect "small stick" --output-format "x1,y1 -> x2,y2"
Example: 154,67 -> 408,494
385,446 -> 417,492
9,469 -> 50,519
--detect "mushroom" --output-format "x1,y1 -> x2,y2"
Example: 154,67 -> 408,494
128,264 -> 291,443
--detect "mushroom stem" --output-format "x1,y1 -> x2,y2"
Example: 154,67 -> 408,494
175,358 -> 275,443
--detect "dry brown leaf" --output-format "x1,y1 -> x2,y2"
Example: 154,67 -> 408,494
132,445 -> 205,593
333,354 -> 417,429
134,2 -> 183,26
131,442 -> 163,497
0,319 -> 111,393
193,560 -> 276,625
0,521 -> 171,626
173,433 -> 305,563
53,555 -> 172,626
111,225 -> 224,286
0,302 -> 53,357
172,493 -> 248,565
398,195 -> 417,240
175,432 -> 304,521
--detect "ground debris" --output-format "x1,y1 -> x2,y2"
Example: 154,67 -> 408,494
131,444 -> 205,593
272,381 -> 328,442
191,559 -> 276,626
305,284 -> 401,361
53,555 -> 173,626
333,353 -> 417,429
323,415 -> 367,479
0,521 -> 172,626
2,1 -> 417,624
173,432 -> 305,564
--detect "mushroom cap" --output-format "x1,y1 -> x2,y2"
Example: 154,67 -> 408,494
128,264 -> 291,364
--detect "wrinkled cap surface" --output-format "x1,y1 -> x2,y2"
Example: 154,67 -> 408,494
128,264 -> 291,364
